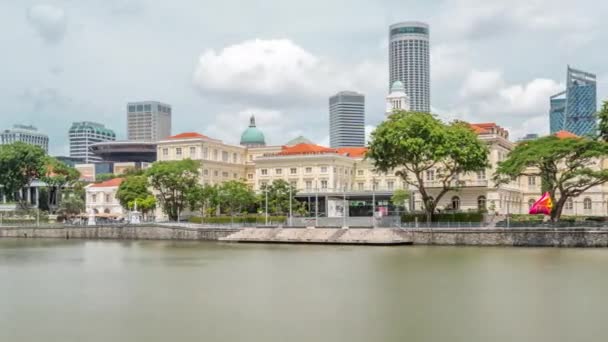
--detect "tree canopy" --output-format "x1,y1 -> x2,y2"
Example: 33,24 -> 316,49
188,184 -> 219,218
260,179 -> 300,215
367,111 -> 489,222
146,159 -> 200,221
116,175 -> 156,214
0,142 -> 47,203
218,180 -> 255,220
495,135 -> 608,221
598,100 -> 608,142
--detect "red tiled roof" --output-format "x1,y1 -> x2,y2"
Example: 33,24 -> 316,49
336,147 -> 368,158
278,143 -> 335,155
167,132 -> 209,140
275,143 -> 368,158
554,130 -> 578,139
90,178 -> 124,188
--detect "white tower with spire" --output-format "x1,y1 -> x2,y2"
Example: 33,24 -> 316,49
386,80 -> 411,116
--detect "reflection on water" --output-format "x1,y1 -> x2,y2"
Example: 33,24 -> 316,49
1,239 -> 607,342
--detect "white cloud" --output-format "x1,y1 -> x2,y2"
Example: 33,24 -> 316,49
459,69 -> 505,98
192,39 -> 385,107
26,4 -> 67,44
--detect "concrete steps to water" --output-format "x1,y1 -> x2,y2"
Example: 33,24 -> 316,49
219,228 -> 412,245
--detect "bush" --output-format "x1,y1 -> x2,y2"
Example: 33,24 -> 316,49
401,212 -> 484,223
188,215 -> 287,224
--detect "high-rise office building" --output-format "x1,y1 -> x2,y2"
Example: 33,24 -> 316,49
0,124 -> 49,153
389,21 -> 430,112
127,101 -> 172,142
329,91 -> 365,148
550,66 -> 597,136
69,122 -> 116,163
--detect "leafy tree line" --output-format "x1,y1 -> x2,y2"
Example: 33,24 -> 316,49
369,106 -> 608,223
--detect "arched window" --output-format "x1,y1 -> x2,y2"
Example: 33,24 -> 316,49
528,199 -> 535,209
565,198 -> 573,210
451,196 -> 460,210
104,208 -> 111,214
477,196 -> 486,211
93,209 -> 99,214
584,198 -> 592,210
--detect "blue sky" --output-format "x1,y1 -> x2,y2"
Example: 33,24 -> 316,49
1,0 -> 607,154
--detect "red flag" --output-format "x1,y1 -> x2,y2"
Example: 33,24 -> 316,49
529,192 -> 553,215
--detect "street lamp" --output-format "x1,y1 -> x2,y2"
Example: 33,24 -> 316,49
343,184 -> 347,228
265,189 -> 269,226
289,185 -> 293,227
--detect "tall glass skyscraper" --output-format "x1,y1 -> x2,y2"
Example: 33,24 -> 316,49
549,66 -> 597,136
389,21 -> 430,112
329,91 -> 365,148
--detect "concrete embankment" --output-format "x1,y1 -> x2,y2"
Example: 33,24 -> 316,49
2,225 -> 608,247
405,227 -> 608,247
0,225 -> 238,241
220,228 -> 412,245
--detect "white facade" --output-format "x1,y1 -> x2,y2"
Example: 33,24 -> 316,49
329,91 -> 365,148
127,101 -> 172,142
389,21 -> 430,112
85,178 -> 125,217
386,81 -> 411,116
0,125 -> 49,153
69,122 -> 116,163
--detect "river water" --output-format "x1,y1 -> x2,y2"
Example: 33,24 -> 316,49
1,239 -> 607,342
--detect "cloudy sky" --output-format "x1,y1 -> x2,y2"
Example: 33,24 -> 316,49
2,0 -> 607,155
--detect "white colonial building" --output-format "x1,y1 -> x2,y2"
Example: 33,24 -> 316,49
85,178 -> 125,218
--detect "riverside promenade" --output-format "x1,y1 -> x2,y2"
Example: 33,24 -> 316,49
2,224 -> 608,247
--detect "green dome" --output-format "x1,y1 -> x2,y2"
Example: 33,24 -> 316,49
240,116 -> 266,147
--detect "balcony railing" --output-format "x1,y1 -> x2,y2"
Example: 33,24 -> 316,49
423,179 -> 489,188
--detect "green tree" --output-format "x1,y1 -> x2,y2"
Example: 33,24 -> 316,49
116,175 -> 150,208
391,189 -> 410,213
598,100 -> 608,142
146,159 -> 200,221
218,180 -> 255,223
261,179 -> 299,215
57,194 -> 85,218
0,142 -> 47,205
495,135 -> 608,221
127,195 -> 156,217
188,184 -> 220,219
367,111 -> 489,223
42,157 -> 80,210
95,173 -> 116,182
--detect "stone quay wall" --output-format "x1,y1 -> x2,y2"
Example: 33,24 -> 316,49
0,225 -> 239,241
401,228 -> 608,247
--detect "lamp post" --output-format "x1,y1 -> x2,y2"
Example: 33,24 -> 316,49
372,177 -> 376,227
289,185 -> 293,227
265,189 -> 269,226
315,182 -> 319,227
343,184 -> 347,228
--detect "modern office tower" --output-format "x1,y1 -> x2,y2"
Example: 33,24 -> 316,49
329,91 -> 365,148
0,124 -> 49,153
386,80 -> 411,116
69,122 -> 116,163
127,101 -> 172,142
549,66 -> 597,136
389,21 -> 430,112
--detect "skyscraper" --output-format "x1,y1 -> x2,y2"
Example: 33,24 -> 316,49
127,101 -> 172,142
550,66 -> 597,136
389,21 -> 430,112
0,124 -> 49,153
69,122 -> 116,163
329,91 -> 365,148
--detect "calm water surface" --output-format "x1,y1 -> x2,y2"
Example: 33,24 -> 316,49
1,239 -> 607,342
